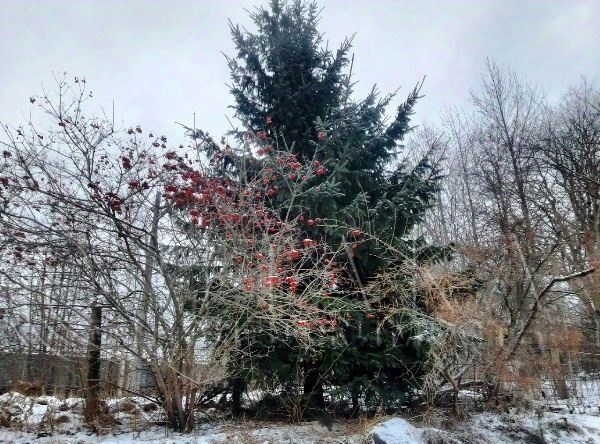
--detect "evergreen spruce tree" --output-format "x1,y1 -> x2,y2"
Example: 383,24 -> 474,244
225,0 -> 443,414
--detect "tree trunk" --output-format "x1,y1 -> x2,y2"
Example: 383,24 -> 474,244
84,304 -> 102,423
350,389 -> 360,418
231,377 -> 244,417
149,363 -> 195,432
303,361 -> 325,414
550,349 -> 570,400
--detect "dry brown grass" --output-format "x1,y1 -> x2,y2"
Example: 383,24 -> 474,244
343,412 -> 389,436
416,262 -> 587,409
13,380 -> 44,397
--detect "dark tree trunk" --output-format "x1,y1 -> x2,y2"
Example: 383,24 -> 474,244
84,304 -> 102,423
231,377 -> 244,417
351,390 -> 360,417
303,361 -> 325,414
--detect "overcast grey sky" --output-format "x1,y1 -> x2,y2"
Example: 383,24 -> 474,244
1,0 -> 599,143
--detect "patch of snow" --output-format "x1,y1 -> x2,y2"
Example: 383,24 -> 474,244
371,418 -> 422,444
465,411 -> 600,444
458,389 -> 483,400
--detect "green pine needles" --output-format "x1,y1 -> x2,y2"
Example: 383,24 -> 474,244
222,0 -> 445,415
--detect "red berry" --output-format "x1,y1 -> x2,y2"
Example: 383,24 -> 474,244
264,275 -> 280,287
243,278 -> 254,292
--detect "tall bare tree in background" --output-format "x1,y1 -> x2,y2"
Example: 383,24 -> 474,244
539,80 -> 600,344
416,61 -> 596,402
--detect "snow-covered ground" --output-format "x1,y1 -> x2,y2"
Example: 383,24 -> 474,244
1,392 -> 600,443
541,373 -> 600,414
0,423 -> 358,444
370,412 -> 600,444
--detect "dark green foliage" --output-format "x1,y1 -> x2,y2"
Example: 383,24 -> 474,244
224,0 -> 443,412
227,0 -> 351,160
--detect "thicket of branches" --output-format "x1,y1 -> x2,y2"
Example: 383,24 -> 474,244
0,77 -> 375,430
413,61 -> 599,410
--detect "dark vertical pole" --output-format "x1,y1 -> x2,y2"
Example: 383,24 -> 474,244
85,304 -> 102,422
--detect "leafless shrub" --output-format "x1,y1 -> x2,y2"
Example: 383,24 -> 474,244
0,76 -> 366,431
